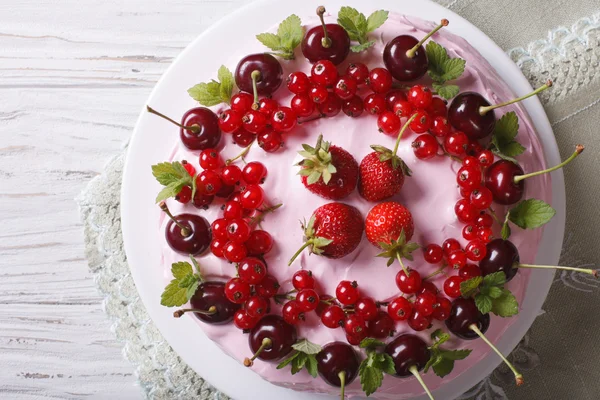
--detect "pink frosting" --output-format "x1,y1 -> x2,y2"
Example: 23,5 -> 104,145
156,13 -> 551,399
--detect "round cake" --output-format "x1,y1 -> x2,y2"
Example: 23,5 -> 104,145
145,7 -> 581,399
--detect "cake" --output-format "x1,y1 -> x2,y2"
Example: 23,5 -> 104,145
146,6 -> 590,399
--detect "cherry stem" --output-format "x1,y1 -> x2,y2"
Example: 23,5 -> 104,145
469,324 -> 524,386
173,306 -> 216,318
298,114 -> 325,125
338,370 -> 346,400
396,253 -> 409,275
226,141 -> 254,165
392,114 -> 417,159
409,365 -> 435,400
406,19 -> 449,58
316,6 -> 331,48
146,106 -> 200,134
250,70 -> 261,106
514,144 -> 584,183
159,201 -> 191,237
479,79 -> 553,115
517,263 -> 598,278
288,240 -> 313,266
250,203 -> 283,227
244,337 -> 272,367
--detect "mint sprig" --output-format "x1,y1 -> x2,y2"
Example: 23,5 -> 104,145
160,256 -> 205,307
337,7 -> 389,52
490,112 -> 525,162
256,15 -> 303,60
188,65 -> 235,106
460,272 -> 519,317
276,339 -> 322,378
426,41 -> 465,100
151,161 -> 196,203
424,330 -> 472,377
500,199 -> 556,240
358,338 -> 395,396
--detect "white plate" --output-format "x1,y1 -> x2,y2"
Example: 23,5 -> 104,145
121,0 -> 565,398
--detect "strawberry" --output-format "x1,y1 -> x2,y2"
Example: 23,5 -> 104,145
288,202 -> 364,265
365,202 -> 418,270
359,114 -> 416,201
298,135 -> 358,200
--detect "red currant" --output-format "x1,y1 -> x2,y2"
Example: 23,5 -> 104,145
216,184 -> 234,199
296,289 -> 320,312
462,156 -> 479,167
271,107 -> 297,132
240,185 -> 264,210
419,281 -> 440,296
443,276 -> 464,298
255,275 -> 280,298
175,185 -> 192,204
233,309 -> 259,330
223,201 -> 243,220
368,68 -> 393,93
238,257 -> 267,284
409,110 -> 432,133
257,129 -> 283,153
369,311 -> 395,338
387,296 -> 413,321
408,310 -> 432,331
476,213 -> 494,227
223,241 -> 247,263
245,230 -> 273,256
220,165 -> 242,186
392,100 -> 414,118
230,93 -> 254,113
346,63 -> 369,86
308,84 -> 329,104
444,131 -> 469,156
442,238 -> 462,257
232,129 -> 255,147
210,238 -> 226,258
447,249 -> 468,269
342,96 -> 364,117
336,280 -> 359,305
431,296 -> 452,321
196,170 -> 222,196
218,109 -> 243,133
477,150 -> 494,168
355,297 -> 378,321
311,60 -> 338,86
181,160 -> 196,177
224,277 -> 251,304
385,90 -> 407,111
412,134 -> 439,160
242,110 -> 268,134
257,98 -> 278,118
455,199 -> 478,223
287,71 -> 310,94
415,292 -> 437,316
321,305 -> 346,328
317,94 -> 342,117
423,244 -> 443,264
245,295 -> 268,318
470,187 -> 493,209
395,269 -> 422,294
477,226 -> 494,243
242,161 -> 267,185
292,270 -> 315,291
211,218 -> 229,240
334,75 -> 358,100
363,93 -> 386,115
346,330 -> 368,346
407,85 -> 433,109
427,97 -> 448,117
344,314 -> 367,336
456,165 -> 482,191
377,111 -> 401,135
459,264 -> 482,279
290,94 -> 315,117
282,300 -> 304,325
465,240 -> 487,261
431,116 -> 451,137
462,224 -> 478,240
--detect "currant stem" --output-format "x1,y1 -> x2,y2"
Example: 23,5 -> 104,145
479,79 -> 553,115
316,6 -> 331,48
392,114 -> 417,158
250,203 -> 283,227
251,70 -> 261,106
244,337 -> 273,367
298,114 -> 325,124
469,324 -> 524,386
226,141 -> 254,165
517,263 -> 598,278
146,106 -> 200,134
424,267 -> 447,280
488,207 -> 502,225
288,241 -> 313,266
406,19 -> 449,58
338,370 -> 346,400
159,201 -> 191,237
514,144 -> 584,183
409,365 -> 435,400
173,306 -> 216,318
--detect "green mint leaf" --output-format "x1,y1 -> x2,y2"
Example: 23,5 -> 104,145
494,112 -> 519,141
276,352 -> 300,370
424,351 -> 441,374
501,141 -> 526,157
304,354 -> 318,378
189,255 -> 204,281
491,289 -> 519,317
508,199 -> 556,229
152,161 -> 188,186
491,148 -> 519,164
160,279 -> 190,307
277,14 -> 303,51
359,338 -> 387,349
426,41 -> 466,87
483,271 -> 507,288
217,66 -> 234,104
432,357 -> 454,378
155,179 -> 188,203
185,280 -> 200,301
441,58 -> 466,81
501,220 -> 512,240
441,349 -> 472,361
426,41 -> 449,80
292,339 -> 322,355
187,81 -> 222,107
487,286 -> 504,299
160,260 -> 201,307
475,293 -> 493,315
359,352 -> 385,397
430,329 -> 451,347
178,274 -> 197,289
338,16 -> 362,42
433,83 -> 460,100
171,261 -> 193,279
460,276 -> 483,298
291,353 -> 307,375
351,41 -> 376,52
256,32 -> 281,50
366,10 -> 389,32
380,353 -> 396,375
338,7 -> 369,43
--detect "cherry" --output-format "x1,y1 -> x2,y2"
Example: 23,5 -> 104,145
282,300 -> 304,325
408,309 -> 432,331
369,311 -> 396,338
245,295 -> 269,318
385,90 -> 408,111
392,100 -> 414,118
223,241 -> 247,263
175,185 -> 192,204
308,84 -> 329,104
465,240 -> 487,261
423,244 -> 443,264
459,263 -> 482,279
221,165 -> 242,186
344,314 -> 367,336
363,93 -> 387,115
336,280 -> 359,305
146,106 -> 221,150
246,230 -> 273,256
442,238 -> 461,257
342,96 -> 364,117
238,257 -> 267,284
321,305 -> 346,328
317,94 -> 342,118
161,203 -> 211,255
242,109 -> 268,134
232,129 -> 255,147
287,71 -> 311,94
346,62 -> 369,85
231,92 -> 255,112
368,68 -> 393,93
457,165 -> 482,191
196,170 -> 222,196
292,270 -> 315,290
173,281 -> 240,325
210,238 -> 226,258
412,134 -> 439,160
234,309 -> 259,330
246,315 -> 297,363
291,94 -> 315,117
428,97 -> 448,117
235,53 -> 283,96
387,296 -> 413,321
316,342 -> 360,399
443,276 -> 464,298
409,110 -> 432,133
431,296 -> 452,321
383,19 -> 448,81
415,292 -> 437,316
385,334 -> 434,399
479,238 -> 519,281
447,249 -> 468,269
302,6 -> 350,65
255,275 -> 280,298
407,85 -> 433,109
242,161 -> 267,184
377,111 -> 401,135
218,109 -> 243,134
334,75 -> 358,100
444,131 -> 469,156
225,277 -> 251,304
431,116 -> 451,137
258,98 -> 278,118
455,199 -> 477,223
396,269 -> 422,294
240,185 -> 264,210
355,297 -> 378,321
257,129 -> 283,153
296,289 -> 320,312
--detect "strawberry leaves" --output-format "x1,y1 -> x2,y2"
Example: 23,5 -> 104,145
297,135 -> 338,185
276,339 -> 322,377
426,41 -> 465,100
460,272 -> 519,317
424,330 -> 472,378
160,256 -> 205,307
376,229 -> 419,268
151,161 -> 196,203
490,112 -> 525,162
188,66 -> 235,106
500,199 -> 556,240
301,216 -> 334,256
358,338 -> 395,396
337,7 -> 389,53
370,145 -> 412,176
256,15 -> 304,60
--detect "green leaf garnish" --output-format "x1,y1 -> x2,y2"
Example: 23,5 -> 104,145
151,161 -> 195,203
459,276 -> 482,298
337,7 -> 389,52
277,339 -> 322,378
187,65 -> 235,106
490,112 -> 525,160
490,289 -> 519,317
426,41 -> 466,99
160,256 -> 204,307
358,340 -> 395,396
460,272 -> 519,317
508,199 -> 556,230
424,329 -> 472,378
256,14 -> 303,60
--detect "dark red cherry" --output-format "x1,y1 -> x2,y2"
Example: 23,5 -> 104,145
383,35 -> 428,82
189,281 -> 240,324
247,315 -> 297,361
164,212 -> 211,255
445,297 -> 490,340
448,92 -> 496,140
301,7 -> 350,65
384,334 -> 430,377
485,160 -> 525,205
369,311 -> 396,338
316,342 -> 360,391
235,53 -> 283,96
479,239 -> 519,281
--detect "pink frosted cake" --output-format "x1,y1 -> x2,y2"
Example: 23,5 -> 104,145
145,6 -> 588,400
